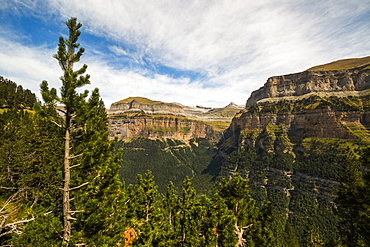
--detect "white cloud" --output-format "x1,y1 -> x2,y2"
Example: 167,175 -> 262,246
0,37 -> 60,98
83,56 -> 237,108
1,0 -> 369,108
108,45 -> 129,57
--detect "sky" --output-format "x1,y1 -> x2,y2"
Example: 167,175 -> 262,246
0,0 -> 369,108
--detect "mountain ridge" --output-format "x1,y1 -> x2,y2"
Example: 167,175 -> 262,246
108,97 -> 243,140
246,57 -> 370,108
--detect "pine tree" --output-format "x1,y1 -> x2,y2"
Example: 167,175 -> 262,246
217,174 -> 276,246
335,149 -> 370,246
34,17 -> 124,246
284,222 -> 299,247
0,104 -> 64,245
158,181 -> 180,246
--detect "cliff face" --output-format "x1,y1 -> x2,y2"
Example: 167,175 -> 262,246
109,116 -> 215,140
108,97 -> 242,140
109,99 -> 186,116
226,108 -> 370,151
214,58 -> 370,243
230,58 -> 370,150
246,63 -> 370,108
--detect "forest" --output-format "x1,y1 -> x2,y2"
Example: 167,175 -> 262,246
1,18 -> 370,246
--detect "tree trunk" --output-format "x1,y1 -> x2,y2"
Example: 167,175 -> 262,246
62,118 -> 71,244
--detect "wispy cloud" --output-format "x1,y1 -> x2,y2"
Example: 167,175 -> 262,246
0,36 -> 60,94
0,0 -> 369,107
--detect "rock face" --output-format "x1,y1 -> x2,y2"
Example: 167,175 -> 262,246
109,99 -> 186,116
225,108 -> 370,151
109,116 -> 215,140
225,61 -> 370,151
108,97 -> 243,140
246,64 -> 370,108
213,58 -> 370,243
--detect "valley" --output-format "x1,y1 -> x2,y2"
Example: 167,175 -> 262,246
112,56 -> 370,244
1,56 -> 370,246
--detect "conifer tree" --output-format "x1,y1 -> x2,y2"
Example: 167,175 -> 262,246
36,17 -> 124,245
158,181 -> 180,246
336,149 -> 370,246
217,174 -> 275,246
0,100 -> 64,245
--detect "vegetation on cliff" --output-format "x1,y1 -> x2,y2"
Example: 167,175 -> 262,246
247,94 -> 370,114
117,137 -> 217,195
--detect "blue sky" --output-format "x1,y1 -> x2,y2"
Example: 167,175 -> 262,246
0,0 -> 369,108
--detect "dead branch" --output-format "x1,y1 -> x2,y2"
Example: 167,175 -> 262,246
57,108 -> 67,115
68,210 -> 84,215
70,163 -> 82,169
51,120 -> 63,128
3,217 -> 35,228
0,187 -> 17,190
69,153 -> 83,159
69,182 -> 89,191
0,189 -> 24,213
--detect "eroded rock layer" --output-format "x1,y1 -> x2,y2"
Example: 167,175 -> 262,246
108,97 -> 243,140
246,62 -> 370,108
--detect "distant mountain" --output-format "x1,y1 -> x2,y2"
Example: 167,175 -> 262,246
107,97 -> 243,140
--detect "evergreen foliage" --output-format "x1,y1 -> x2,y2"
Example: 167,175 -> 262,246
218,144 -> 347,245
1,18 -> 124,246
335,148 -> 370,246
0,76 -> 37,109
117,137 -> 216,195
247,94 -> 369,114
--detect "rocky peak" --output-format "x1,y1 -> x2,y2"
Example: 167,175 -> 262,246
246,56 -> 370,108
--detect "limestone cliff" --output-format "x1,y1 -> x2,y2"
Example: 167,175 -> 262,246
246,56 -> 370,108
108,97 -> 242,140
213,57 -> 370,243
227,56 -> 370,151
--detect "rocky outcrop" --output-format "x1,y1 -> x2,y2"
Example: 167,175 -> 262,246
246,64 -> 370,108
107,97 -> 243,140
223,59 -> 370,151
225,108 -> 370,151
109,99 -> 186,116
108,115 -> 215,140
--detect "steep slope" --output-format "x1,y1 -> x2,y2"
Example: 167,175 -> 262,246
212,57 -> 370,244
108,97 -> 242,140
246,56 -> 370,108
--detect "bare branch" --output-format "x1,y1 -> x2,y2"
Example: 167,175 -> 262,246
70,163 -> 82,169
68,210 -> 84,215
0,229 -> 15,238
66,216 -> 77,221
51,120 -> 63,128
3,217 -> 35,228
69,153 -> 83,159
0,189 -> 25,213
0,187 -> 17,190
57,108 -> 67,115
0,210 -> 53,239
69,182 -> 89,191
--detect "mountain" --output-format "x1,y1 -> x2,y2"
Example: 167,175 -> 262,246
107,97 -> 243,141
228,56 -> 370,149
212,56 -> 370,243
246,56 -> 370,108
